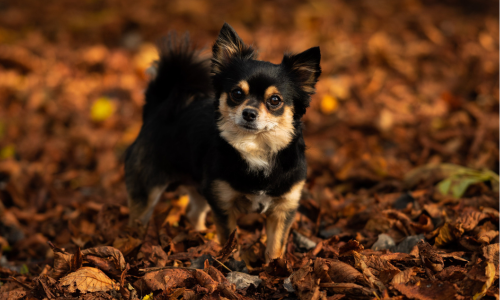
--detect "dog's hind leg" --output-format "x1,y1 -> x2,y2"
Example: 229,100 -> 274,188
184,186 -> 210,231
127,183 -> 167,228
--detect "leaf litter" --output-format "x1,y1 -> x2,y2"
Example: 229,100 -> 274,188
0,0 -> 498,299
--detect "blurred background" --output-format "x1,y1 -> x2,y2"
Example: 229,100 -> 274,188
0,0 -> 498,262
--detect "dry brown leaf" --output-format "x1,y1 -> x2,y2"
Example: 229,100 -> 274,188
417,241 -> 444,273
313,258 -> 333,283
217,229 -> 237,264
391,267 -> 419,285
394,280 -> 458,300
141,268 -> 194,292
290,260 -> 321,300
476,222 -> 499,244
59,267 -> 119,293
32,274 -> 59,299
435,223 -> 461,247
326,259 -> 364,283
149,245 -> 169,267
472,262 -> 496,300
456,209 -> 488,232
82,246 -> 126,271
319,282 -> 374,297
194,269 -> 217,293
49,242 -> 83,279
112,235 -> 142,256
411,214 -> 434,233
482,243 -> 499,266
85,255 -> 121,278
435,266 -> 466,282
0,290 -> 26,300
353,252 -> 387,294
339,239 -> 364,255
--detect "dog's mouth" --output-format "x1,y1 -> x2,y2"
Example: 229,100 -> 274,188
239,123 -> 258,131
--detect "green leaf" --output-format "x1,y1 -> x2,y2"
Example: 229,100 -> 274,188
19,264 -> 29,275
437,178 -> 452,196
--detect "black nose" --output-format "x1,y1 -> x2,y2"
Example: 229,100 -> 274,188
242,109 -> 258,122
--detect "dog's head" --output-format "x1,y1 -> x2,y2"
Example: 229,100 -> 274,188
212,23 -> 321,172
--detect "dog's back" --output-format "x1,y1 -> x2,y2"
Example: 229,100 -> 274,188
125,34 -> 214,226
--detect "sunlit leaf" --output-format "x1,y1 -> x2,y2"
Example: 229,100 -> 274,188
0,145 -> 15,160
60,267 -> 119,293
142,293 -> 154,300
91,97 -> 114,121
472,262 -> 496,300
320,94 -> 338,114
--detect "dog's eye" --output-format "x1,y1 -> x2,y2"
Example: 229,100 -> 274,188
268,95 -> 282,107
231,88 -> 244,101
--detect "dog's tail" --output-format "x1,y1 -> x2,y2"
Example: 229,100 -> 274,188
143,33 -> 212,120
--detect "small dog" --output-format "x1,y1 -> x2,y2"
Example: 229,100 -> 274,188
125,23 -> 321,262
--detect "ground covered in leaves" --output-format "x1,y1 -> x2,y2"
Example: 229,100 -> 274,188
0,0 -> 499,299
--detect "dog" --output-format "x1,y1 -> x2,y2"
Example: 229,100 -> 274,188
125,23 -> 321,262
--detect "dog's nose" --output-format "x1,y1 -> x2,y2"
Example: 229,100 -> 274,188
242,109 -> 258,122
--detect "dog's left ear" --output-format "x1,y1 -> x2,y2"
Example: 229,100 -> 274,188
212,23 -> 257,75
282,47 -> 321,94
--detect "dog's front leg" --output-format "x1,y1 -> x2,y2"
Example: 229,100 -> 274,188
265,180 -> 304,262
265,208 -> 297,262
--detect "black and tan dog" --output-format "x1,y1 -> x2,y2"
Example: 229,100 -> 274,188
125,23 -> 321,262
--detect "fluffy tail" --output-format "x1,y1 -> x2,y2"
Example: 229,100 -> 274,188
143,33 -> 212,120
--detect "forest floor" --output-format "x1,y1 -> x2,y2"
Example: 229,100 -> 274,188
0,0 -> 498,299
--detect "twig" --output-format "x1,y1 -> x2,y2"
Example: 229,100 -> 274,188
10,276 -> 33,290
213,258 -> 232,272
139,266 -> 196,273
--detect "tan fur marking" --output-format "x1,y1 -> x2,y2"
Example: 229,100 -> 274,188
238,80 -> 250,95
264,86 -> 280,100
265,180 -> 305,262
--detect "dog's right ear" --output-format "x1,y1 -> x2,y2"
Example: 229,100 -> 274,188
212,23 -> 256,75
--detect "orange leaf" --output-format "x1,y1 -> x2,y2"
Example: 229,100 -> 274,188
59,267 -> 119,293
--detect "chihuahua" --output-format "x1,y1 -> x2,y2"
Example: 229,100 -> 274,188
125,23 -> 321,262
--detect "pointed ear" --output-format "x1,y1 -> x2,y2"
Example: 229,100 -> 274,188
282,47 -> 321,94
212,23 -> 257,75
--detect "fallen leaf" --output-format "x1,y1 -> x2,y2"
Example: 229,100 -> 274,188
326,259 -> 364,283
91,97 -> 115,122
391,267 -> 419,285
113,235 -> 142,256
417,241 -> 444,273
140,268 -> 194,292
394,280 -> 458,300
49,242 -> 82,279
353,251 -> 387,294
0,290 -> 26,300
217,230 -> 237,264
60,267 -> 119,293
149,245 -> 169,267
320,94 -> 338,114
319,282 -> 375,297
194,269 -> 217,293
472,262 -> 496,300
290,260 -> 321,300
482,243 -> 499,266
82,246 -> 126,271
